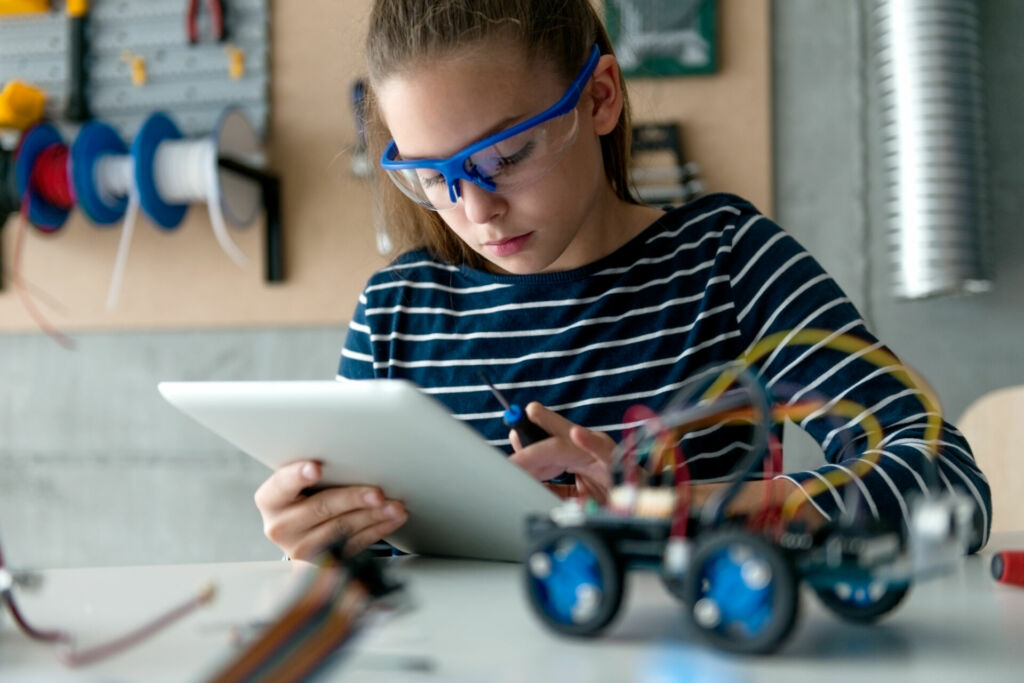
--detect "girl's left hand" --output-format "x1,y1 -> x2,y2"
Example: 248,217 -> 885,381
508,402 -> 617,503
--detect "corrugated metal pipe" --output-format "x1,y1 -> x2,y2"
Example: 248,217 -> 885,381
871,0 -> 991,299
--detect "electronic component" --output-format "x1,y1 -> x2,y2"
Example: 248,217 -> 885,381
521,329 -> 977,655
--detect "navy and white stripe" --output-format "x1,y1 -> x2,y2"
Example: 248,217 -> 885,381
339,193 -> 991,551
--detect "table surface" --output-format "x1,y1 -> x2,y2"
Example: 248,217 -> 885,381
3,533 -> 1024,682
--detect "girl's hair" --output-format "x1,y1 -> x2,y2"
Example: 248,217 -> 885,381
364,0 -> 640,267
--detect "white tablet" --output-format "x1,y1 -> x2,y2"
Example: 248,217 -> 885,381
157,379 -> 559,562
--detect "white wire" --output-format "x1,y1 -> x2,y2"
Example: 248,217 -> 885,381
153,138 -> 248,267
94,155 -> 134,204
92,154 -> 138,310
106,189 -> 139,311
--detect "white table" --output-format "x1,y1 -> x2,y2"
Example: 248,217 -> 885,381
3,533 -> 1024,682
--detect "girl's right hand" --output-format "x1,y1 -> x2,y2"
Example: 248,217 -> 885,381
254,460 -> 408,560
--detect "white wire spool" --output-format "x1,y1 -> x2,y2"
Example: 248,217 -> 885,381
82,109 -> 264,309
133,108 -> 262,267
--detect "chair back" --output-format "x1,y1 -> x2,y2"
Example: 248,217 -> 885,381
957,386 -> 1024,532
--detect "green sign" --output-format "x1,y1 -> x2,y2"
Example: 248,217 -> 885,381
605,0 -> 718,78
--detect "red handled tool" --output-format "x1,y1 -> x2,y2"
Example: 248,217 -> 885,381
991,551 -> 1024,587
186,0 -> 225,44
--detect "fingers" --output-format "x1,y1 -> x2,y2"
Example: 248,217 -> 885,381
576,476 -> 609,505
569,425 -> 617,464
287,500 -> 408,559
524,401 -> 577,438
509,442 -> 593,481
343,514 -> 409,555
255,462 -> 408,559
254,460 -> 322,512
508,403 -> 615,501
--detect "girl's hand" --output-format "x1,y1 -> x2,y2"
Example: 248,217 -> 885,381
253,460 -> 407,560
508,402 -> 617,503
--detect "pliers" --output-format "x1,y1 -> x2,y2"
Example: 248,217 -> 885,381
186,0 -> 226,44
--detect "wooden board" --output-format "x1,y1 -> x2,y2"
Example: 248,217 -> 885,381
0,0 -> 771,331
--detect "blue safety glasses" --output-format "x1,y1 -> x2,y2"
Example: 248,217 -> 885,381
380,44 -> 601,211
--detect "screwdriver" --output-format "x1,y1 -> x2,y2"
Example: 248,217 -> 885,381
478,371 -> 550,447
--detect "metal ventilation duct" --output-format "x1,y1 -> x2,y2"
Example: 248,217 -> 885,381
872,0 -> 991,299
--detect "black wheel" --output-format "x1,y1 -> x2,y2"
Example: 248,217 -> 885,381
813,575 -> 910,623
523,527 -> 625,637
661,573 -> 687,602
683,529 -> 800,655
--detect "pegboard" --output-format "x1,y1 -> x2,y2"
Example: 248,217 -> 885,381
0,0 -> 771,333
0,0 -> 269,139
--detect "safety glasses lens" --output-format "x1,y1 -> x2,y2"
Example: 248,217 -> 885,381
384,109 -> 579,212
466,109 -> 579,194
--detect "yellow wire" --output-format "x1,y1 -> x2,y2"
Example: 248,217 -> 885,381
700,329 -> 942,519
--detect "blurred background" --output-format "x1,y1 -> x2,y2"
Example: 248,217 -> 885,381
0,0 -> 1019,568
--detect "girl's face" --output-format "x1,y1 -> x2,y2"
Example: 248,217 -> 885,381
376,44 -> 622,274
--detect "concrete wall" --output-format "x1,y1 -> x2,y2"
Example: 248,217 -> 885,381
0,330 -> 346,567
3,0 -> 1022,568
773,0 -> 1024,468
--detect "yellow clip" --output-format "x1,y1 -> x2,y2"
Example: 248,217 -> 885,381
66,0 -> 87,18
0,80 -> 46,130
225,44 -> 245,80
120,50 -> 147,87
0,0 -> 49,15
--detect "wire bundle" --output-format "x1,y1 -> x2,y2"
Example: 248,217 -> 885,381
207,541 -> 405,683
605,330 -> 946,539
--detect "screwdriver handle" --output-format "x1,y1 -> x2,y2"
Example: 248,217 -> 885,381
502,404 -> 550,447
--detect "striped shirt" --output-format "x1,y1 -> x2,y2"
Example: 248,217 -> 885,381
339,193 -> 991,551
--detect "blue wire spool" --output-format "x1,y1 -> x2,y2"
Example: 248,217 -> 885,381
132,111 -> 188,230
14,122 -> 69,233
71,120 -> 129,226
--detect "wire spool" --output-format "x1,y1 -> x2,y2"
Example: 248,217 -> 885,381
8,123 -> 76,347
71,120 -> 140,309
132,108 -> 260,267
872,0 -> 991,299
71,120 -> 130,226
13,122 -> 73,233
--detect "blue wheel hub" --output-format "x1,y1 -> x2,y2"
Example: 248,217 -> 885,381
528,537 -> 605,625
694,545 -> 775,637
824,572 -> 892,606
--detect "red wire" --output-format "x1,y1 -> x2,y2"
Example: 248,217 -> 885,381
2,534 -> 214,667
29,144 -> 75,211
622,404 -> 660,485
13,198 -> 75,349
622,403 -> 693,537
750,433 -> 785,533
0,537 -> 69,643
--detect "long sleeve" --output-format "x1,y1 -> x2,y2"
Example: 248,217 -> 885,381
722,208 -> 991,552
337,291 -> 377,380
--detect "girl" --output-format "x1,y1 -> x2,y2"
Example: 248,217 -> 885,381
254,0 -> 990,560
